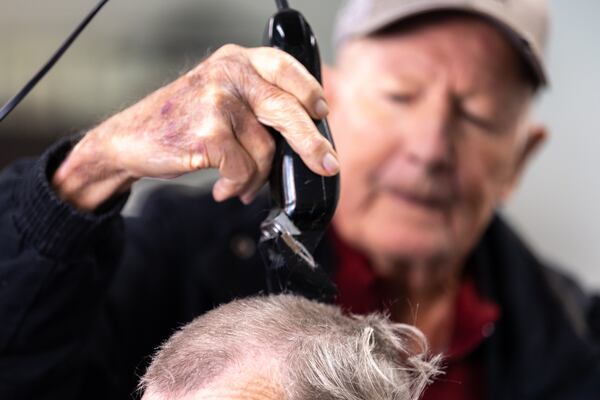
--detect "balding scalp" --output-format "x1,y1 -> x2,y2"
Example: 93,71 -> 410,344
140,295 -> 440,400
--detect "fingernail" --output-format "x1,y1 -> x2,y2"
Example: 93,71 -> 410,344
314,99 -> 329,118
212,181 -> 227,202
322,152 -> 340,175
240,192 -> 256,205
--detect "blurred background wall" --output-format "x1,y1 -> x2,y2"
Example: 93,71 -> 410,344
1,0 -> 598,287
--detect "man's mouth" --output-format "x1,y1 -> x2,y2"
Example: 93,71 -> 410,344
385,186 -> 454,209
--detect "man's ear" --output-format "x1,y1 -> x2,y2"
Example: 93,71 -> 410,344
500,124 -> 548,202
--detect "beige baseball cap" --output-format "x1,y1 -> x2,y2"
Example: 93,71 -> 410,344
333,0 -> 550,86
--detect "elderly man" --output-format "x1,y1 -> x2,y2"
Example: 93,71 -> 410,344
0,0 -> 599,399
139,295 -> 439,400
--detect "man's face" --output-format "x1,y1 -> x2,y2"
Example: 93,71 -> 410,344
327,16 -> 543,270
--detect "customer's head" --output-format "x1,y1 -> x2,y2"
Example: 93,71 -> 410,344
327,0 -> 549,271
140,295 -> 440,400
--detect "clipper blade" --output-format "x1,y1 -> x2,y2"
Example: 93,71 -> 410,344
258,210 -> 336,302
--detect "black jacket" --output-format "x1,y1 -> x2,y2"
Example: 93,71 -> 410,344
1,138 -> 599,399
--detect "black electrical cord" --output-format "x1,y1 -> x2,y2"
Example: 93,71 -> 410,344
0,0 -> 110,123
275,0 -> 290,10
0,0 -> 290,124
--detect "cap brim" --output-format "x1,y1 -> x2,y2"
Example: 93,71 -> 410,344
335,1 -> 547,86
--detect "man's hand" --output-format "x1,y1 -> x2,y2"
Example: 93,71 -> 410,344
52,44 -> 339,211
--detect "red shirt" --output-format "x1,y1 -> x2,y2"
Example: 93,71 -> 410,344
331,231 -> 500,400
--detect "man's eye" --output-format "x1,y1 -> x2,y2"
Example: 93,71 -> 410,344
386,93 -> 414,104
459,108 -> 495,131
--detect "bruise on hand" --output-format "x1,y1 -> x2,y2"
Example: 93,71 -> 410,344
150,62 -> 248,173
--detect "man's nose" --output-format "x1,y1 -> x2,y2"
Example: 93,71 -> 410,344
402,92 -> 454,174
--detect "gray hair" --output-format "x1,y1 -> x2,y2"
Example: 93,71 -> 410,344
140,295 -> 441,400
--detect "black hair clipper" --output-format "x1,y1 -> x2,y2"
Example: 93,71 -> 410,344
258,1 -> 339,302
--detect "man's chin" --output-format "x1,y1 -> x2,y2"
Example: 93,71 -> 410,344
366,228 -> 456,266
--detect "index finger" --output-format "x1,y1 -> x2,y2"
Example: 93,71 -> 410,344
246,47 -> 329,120
242,80 -> 339,177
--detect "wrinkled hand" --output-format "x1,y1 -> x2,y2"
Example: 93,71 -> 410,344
52,44 -> 339,211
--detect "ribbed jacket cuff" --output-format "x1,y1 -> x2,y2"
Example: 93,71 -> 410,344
12,137 -> 128,258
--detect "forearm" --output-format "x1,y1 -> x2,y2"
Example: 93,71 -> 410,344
52,117 -> 137,212
51,77 -> 195,212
